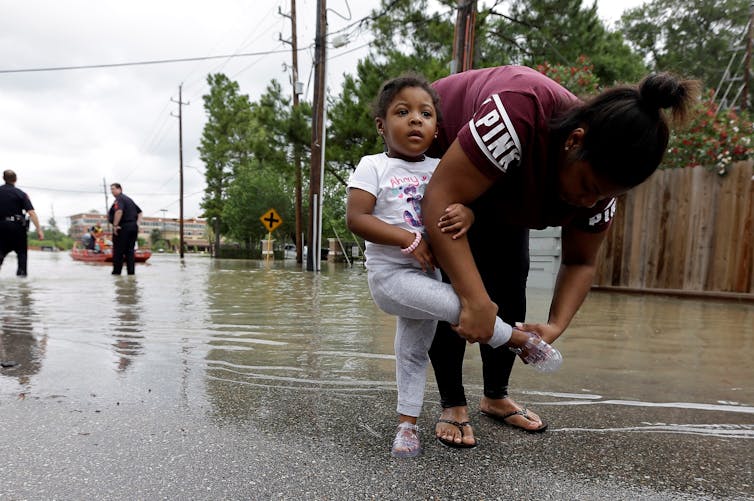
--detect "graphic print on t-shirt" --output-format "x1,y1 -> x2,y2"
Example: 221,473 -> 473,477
587,197 -> 617,228
468,94 -> 522,173
389,173 -> 428,229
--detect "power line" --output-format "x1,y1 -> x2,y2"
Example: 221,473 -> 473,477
24,186 -> 101,194
1,1 -> 400,77
0,48 -> 304,74
328,41 -> 372,60
25,185 -> 184,197
156,190 -> 204,212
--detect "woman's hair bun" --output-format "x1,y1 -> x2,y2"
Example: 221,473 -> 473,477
639,73 -> 701,123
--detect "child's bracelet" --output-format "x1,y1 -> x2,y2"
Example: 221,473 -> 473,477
401,231 -> 422,254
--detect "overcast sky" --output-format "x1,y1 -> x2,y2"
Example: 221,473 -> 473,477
1,0 -> 644,231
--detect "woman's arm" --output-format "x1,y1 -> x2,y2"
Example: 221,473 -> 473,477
422,139 -> 499,342
518,224 -> 607,343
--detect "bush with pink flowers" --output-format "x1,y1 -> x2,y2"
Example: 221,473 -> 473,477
665,93 -> 753,175
536,56 -> 600,98
537,62 -> 753,176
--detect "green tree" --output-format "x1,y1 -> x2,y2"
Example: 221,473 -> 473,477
222,167 -> 293,248
149,228 -> 167,250
198,73 -> 253,254
486,0 -> 646,84
37,216 -> 68,245
213,79 -> 302,250
46,216 -> 59,233
619,0 -> 750,91
248,80 -> 291,173
366,0 -> 454,75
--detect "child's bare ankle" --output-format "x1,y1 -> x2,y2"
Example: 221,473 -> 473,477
507,328 -> 530,347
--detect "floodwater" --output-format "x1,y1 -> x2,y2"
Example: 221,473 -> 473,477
1,250 -> 753,424
1,251 -> 752,498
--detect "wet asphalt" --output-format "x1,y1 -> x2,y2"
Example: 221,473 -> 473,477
1,381 -> 752,500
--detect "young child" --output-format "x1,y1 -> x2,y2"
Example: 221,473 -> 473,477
346,74 -> 561,458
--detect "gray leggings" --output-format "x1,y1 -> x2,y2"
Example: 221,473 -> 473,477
368,265 -> 511,417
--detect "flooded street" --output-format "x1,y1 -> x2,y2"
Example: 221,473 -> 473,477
1,251 -> 752,499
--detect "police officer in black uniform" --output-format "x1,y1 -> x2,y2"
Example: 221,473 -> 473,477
0,170 -> 44,276
108,182 -> 142,275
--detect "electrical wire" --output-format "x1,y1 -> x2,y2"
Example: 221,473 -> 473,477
0,0 -> 405,76
25,185 -> 187,197
0,48 -> 303,74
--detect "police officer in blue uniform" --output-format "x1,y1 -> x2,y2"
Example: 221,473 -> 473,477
108,183 -> 142,275
0,170 -> 44,276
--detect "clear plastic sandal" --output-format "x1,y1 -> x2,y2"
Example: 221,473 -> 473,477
391,421 -> 422,458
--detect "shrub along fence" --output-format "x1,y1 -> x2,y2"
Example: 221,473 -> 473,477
593,160 -> 754,297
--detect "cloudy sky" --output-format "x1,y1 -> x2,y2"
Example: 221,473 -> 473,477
1,0 -> 643,231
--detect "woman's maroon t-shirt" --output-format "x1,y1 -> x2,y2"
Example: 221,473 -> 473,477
430,65 -> 615,233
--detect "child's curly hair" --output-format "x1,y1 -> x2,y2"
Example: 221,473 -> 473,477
372,73 -> 442,122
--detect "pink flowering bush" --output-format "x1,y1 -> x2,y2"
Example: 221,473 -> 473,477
666,94 -> 754,176
536,56 -> 600,97
537,62 -> 754,176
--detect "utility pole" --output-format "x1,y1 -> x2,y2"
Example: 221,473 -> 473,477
742,1 -> 753,110
451,0 -> 477,74
160,208 -> 167,248
102,177 -> 111,234
171,84 -> 189,259
280,1 -> 304,264
102,178 -> 109,216
308,0 -> 327,272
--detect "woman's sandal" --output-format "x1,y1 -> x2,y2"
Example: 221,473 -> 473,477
435,418 -> 479,448
391,422 -> 422,458
481,408 -> 548,433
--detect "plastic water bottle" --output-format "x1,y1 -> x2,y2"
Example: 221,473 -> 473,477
508,331 -> 563,373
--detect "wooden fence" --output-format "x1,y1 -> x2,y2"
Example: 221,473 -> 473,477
593,160 -> 754,295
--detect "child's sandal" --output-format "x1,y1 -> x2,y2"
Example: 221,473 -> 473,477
391,422 -> 422,458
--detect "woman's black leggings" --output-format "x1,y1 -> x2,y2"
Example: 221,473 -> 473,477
428,214 -> 530,408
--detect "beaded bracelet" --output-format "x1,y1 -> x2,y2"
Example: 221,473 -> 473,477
401,231 -> 422,254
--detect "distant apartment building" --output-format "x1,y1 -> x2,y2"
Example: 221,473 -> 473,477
68,212 -> 210,251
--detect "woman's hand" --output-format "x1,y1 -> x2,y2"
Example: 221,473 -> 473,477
438,203 -> 475,240
452,297 -> 498,344
514,321 -> 563,345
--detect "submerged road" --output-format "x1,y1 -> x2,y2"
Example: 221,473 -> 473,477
1,252 -> 752,499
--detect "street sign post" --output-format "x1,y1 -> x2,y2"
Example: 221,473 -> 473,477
260,209 -> 283,260
260,208 -> 283,233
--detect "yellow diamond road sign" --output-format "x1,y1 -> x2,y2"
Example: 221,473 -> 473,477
260,208 -> 283,232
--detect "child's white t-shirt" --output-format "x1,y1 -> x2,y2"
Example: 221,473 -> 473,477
347,152 -> 440,268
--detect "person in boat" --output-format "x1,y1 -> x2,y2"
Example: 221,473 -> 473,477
92,225 -> 104,253
83,227 -> 96,250
81,225 -> 104,253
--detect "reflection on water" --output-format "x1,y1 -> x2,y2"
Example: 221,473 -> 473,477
0,252 -> 751,440
110,277 -> 144,372
0,281 -> 47,389
548,291 -> 754,406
